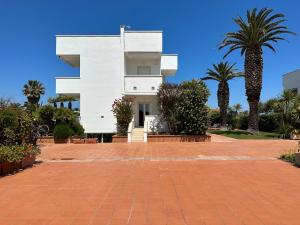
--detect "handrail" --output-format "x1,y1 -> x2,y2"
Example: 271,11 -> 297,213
143,121 -> 148,143
127,117 -> 134,143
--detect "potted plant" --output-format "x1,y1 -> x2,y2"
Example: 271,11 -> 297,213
21,145 -> 40,168
53,123 -> 72,143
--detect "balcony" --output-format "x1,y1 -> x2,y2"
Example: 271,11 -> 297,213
56,77 -> 80,95
124,75 -> 163,95
161,54 -> 178,75
124,31 -> 162,52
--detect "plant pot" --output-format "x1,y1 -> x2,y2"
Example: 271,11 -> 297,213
112,135 -> 127,143
290,133 -> 300,140
85,138 -> 98,144
1,161 -> 15,175
54,138 -> 70,144
22,156 -> 35,168
295,152 -> 300,167
72,138 -> 85,144
14,161 -> 22,171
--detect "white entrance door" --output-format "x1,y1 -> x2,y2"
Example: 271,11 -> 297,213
138,103 -> 150,127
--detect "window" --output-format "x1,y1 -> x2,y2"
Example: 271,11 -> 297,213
137,66 -> 151,75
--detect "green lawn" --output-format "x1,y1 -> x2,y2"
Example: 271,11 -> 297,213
208,129 -> 280,140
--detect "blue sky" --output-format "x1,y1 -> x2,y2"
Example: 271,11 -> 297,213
0,0 -> 299,109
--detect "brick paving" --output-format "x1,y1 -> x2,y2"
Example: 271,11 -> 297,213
0,139 -> 300,225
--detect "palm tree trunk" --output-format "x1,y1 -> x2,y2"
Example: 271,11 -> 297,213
218,82 -> 229,129
245,47 -> 263,133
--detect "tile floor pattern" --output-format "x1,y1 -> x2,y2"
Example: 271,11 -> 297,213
1,139 -> 300,225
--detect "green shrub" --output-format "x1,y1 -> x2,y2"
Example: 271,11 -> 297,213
259,113 -> 280,132
38,105 -> 55,133
0,144 -> 40,163
209,109 -> 221,126
177,79 -> 210,135
157,83 -> 181,134
53,123 -> 72,139
237,111 -> 249,130
71,121 -> 85,138
280,150 -> 297,163
0,105 -> 36,145
112,97 -> 134,136
157,80 -> 210,135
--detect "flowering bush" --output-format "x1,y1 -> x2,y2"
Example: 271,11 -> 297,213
112,97 -> 134,135
0,144 -> 40,163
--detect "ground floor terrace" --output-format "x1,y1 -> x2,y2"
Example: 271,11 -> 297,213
1,137 -> 300,225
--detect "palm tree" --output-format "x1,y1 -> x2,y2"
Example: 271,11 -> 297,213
23,80 -> 45,106
233,103 -> 242,113
220,8 -> 294,133
202,62 -> 243,129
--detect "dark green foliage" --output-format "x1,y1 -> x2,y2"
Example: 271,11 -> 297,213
209,109 -> 220,126
157,83 -> 181,134
0,105 -> 35,145
157,80 -> 210,135
71,121 -> 85,138
53,123 -> 73,139
112,97 -> 134,136
177,80 -> 210,135
259,113 -> 280,132
54,108 -> 76,124
238,112 -> 249,130
38,105 -> 55,133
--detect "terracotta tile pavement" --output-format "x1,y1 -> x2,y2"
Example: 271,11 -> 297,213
0,140 -> 300,225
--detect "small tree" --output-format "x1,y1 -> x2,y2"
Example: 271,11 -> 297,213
112,97 -> 134,136
177,79 -> 210,135
157,83 -> 181,134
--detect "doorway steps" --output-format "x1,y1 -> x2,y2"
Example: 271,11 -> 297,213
131,128 -> 144,142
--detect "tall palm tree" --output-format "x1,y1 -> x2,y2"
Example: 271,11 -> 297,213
220,8 -> 294,133
23,80 -> 45,106
202,62 -> 243,129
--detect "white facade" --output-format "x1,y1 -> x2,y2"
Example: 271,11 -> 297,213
283,69 -> 300,94
55,26 -> 178,133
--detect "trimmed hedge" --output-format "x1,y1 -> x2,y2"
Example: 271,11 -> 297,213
53,123 -> 73,139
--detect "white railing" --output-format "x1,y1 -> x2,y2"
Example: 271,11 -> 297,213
143,115 -> 160,143
127,117 -> 134,143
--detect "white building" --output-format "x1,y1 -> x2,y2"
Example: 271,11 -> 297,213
283,69 -> 300,94
55,26 -> 178,140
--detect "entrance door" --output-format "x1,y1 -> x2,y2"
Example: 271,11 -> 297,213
138,103 -> 150,127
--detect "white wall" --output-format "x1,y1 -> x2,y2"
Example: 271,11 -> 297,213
124,32 -> 162,52
161,54 -> 178,75
283,69 -> 300,93
124,76 -> 162,94
56,36 -> 123,133
56,77 -> 80,94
